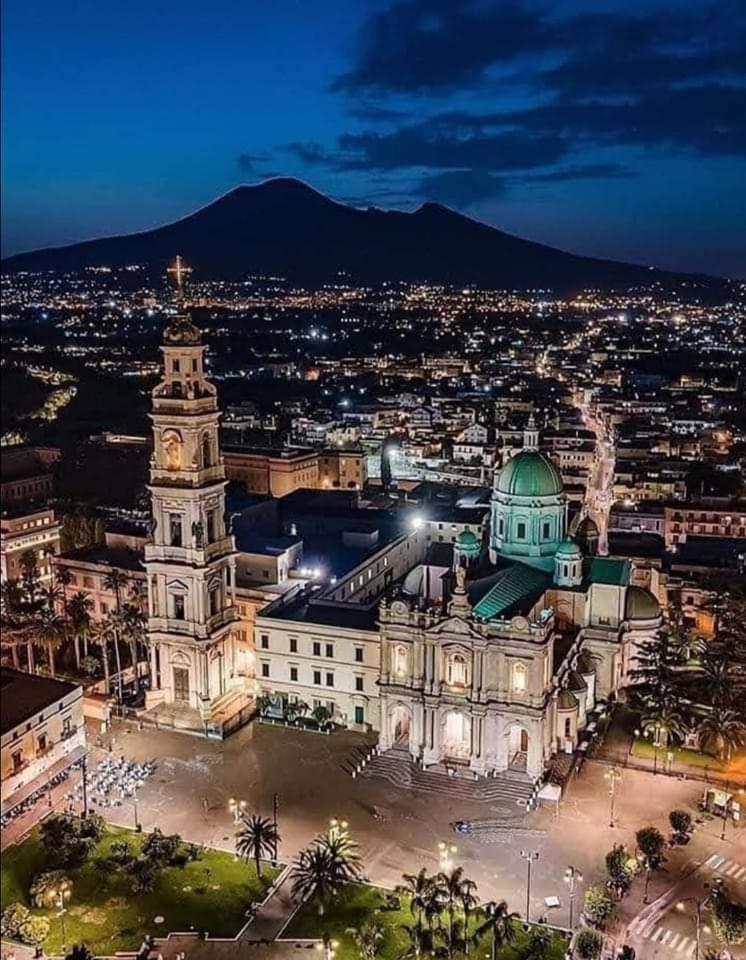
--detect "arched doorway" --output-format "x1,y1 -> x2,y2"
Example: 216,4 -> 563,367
390,704 -> 411,748
442,711 -> 471,762
507,724 -> 530,771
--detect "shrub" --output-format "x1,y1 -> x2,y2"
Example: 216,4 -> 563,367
605,844 -> 633,898
141,827 -> 182,866
30,870 -> 72,908
40,813 -> 98,866
19,915 -> 51,946
710,887 -> 746,945
108,839 -> 134,866
80,655 -> 100,676
584,884 -> 615,929
1,902 -> 31,938
574,928 -> 603,959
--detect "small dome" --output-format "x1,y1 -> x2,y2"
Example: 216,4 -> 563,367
495,450 -> 563,498
456,530 -> 479,546
625,585 -> 661,621
567,670 -> 587,693
556,538 -> 582,558
576,652 -> 595,676
557,689 -> 579,711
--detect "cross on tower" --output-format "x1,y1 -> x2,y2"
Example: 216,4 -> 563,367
167,255 -> 191,300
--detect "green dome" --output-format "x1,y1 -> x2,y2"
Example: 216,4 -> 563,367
496,451 -> 563,498
456,530 -> 479,546
625,586 -> 660,621
556,538 -> 581,557
557,689 -> 579,711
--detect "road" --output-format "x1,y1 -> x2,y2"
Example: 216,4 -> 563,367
581,400 -> 616,556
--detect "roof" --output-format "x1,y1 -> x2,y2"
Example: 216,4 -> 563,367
456,530 -> 479,546
57,544 -> 145,573
556,538 -> 582,557
472,562 -> 550,620
585,557 -> 630,587
625,585 -> 661,621
495,450 -> 563,498
1,669 -> 81,735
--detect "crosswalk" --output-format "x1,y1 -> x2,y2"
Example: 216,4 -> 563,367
703,852 -> 746,881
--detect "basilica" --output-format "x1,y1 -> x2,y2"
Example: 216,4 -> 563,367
376,418 -> 662,779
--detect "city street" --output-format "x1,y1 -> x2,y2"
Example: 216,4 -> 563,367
89,720 -> 744,956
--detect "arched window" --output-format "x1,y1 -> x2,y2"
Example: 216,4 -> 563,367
564,717 -> 572,738
448,654 -> 467,687
202,433 -> 213,468
512,661 -> 528,693
393,645 -> 408,677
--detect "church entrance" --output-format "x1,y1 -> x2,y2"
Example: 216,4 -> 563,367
390,704 -> 411,747
173,667 -> 190,703
442,711 -> 471,761
507,724 -> 529,771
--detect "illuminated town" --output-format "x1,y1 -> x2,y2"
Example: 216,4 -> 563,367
2,3 -> 745,960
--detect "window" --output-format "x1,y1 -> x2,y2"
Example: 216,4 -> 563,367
170,515 -> 183,547
326,672 -> 334,687
325,643 -> 334,658
37,733 -> 48,753
290,666 -> 298,682
173,358 -> 181,373
448,654 -> 468,687
260,634 -> 269,649
312,641 -> 321,656
354,706 -> 365,724
11,750 -> 24,773
261,662 -> 270,678
517,522 -> 527,540
355,676 -> 364,692
206,510 -> 216,544
393,645 -> 407,677
542,521 -> 551,539
192,358 -> 198,372
209,585 -> 220,617
289,637 -> 298,653
564,717 -> 572,738
313,670 -> 322,685
173,595 -> 186,620
512,661 -> 528,693
355,647 -> 364,663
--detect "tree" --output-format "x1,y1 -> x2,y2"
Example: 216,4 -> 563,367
639,701 -> 689,748
527,927 -> 553,960
67,590 -> 94,668
316,829 -> 362,886
475,900 -> 518,955
56,564 -> 74,663
236,814 -> 279,879
30,870 -> 72,908
1,902 -> 31,938
437,867 -> 478,958
605,845 -> 633,899
120,601 -> 147,694
40,814 -> 96,866
584,884 -> 615,928
103,567 -> 129,701
574,928 -> 603,960
91,619 -> 112,693
636,826 -> 666,903
669,810 -> 693,844
19,916 -> 51,946
400,923 -> 435,960
311,704 -> 333,730
709,885 -> 746,945
34,593 -> 65,677
396,869 -> 437,936
697,707 -> 746,761
140,827 -> 182,866
347,921 -> 385,960
291,845 -> 337,916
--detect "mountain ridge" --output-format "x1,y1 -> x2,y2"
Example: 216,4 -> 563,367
1,177 -> 729,293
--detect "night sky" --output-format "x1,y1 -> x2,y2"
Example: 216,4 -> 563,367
3,0 -> 745,277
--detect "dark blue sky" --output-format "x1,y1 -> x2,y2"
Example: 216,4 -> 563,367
3,0 -> 745,277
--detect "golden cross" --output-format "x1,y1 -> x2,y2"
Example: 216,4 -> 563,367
167,255 -> 191,296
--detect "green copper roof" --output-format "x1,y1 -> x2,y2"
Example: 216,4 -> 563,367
586,557 -> 630,587
556,538 -> 582,557
495,450 -> 563,498
456,530 -> 479,546
473,562 -> 550,620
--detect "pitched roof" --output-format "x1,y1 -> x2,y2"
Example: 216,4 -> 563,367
472,562 -> 550,621
585,557 -> 630,587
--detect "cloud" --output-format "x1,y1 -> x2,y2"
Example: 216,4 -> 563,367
237,154 -> 256,173
521,163 -> 633,184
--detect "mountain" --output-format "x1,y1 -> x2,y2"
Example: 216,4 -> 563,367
1,178 -> 727,293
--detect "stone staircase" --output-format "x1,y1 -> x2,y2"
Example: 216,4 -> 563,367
354,749 -> 536,809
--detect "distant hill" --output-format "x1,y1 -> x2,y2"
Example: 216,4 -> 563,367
1,177 -> 729,293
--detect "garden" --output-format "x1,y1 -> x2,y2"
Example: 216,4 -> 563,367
1,813 -> 278,955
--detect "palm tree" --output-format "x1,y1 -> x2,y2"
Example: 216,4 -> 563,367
35,594 -> 65,677
291,845 -> 337,916
316,829 -> 362,885
697,707 -> 746,761
397,869 -> 437,936
55,565 -> 74,663
103,567 -> 129,702
0,579 -> 26,669
347,921 -> 384,960
475,901 -> 518,958
68,591 -> 94,668
640,701 -> 689,748
700,652 -> 735,710
400,923 -> 435,960
235,814 -> 279,880
120,602 -> 147,694
437,868 -> 477,959
91,619 -> 112,694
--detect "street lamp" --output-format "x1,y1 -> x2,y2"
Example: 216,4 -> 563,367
564,865 -> 583,930
329,817 -> 349,841
719,783 -> 744,841
438,841 -> 458,872
54,881 -> 72,951
229,797 -> 247,826
519,850 -> 539,922
604,766 -> 622,828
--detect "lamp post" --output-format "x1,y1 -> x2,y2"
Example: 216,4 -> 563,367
520,850 -> 539,922
564,865 -> 583,931
55,882 -> 71,952
485,901 -> 500,960
329,817 -> 349,841
438,841 -> 458,872
229,797 -> 247,826
719,783 -> 743,841
272,792 -> 279,866
132,784 -> 141,832
604,766 -> 622,828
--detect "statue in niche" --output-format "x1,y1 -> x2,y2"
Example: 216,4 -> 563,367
163,431 -> 183,471
455,562 -> 467,592
192,520 -> 205,548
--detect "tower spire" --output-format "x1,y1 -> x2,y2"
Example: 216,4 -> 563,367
523,411 -> 539,451
167,254 -> 191,306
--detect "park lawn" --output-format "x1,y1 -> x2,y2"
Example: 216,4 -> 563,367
631,738 -> 726,771
284,883 -> 568,960
1,826 -> 279,955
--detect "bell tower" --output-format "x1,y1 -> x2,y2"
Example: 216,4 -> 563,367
144,258 -> 246,730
